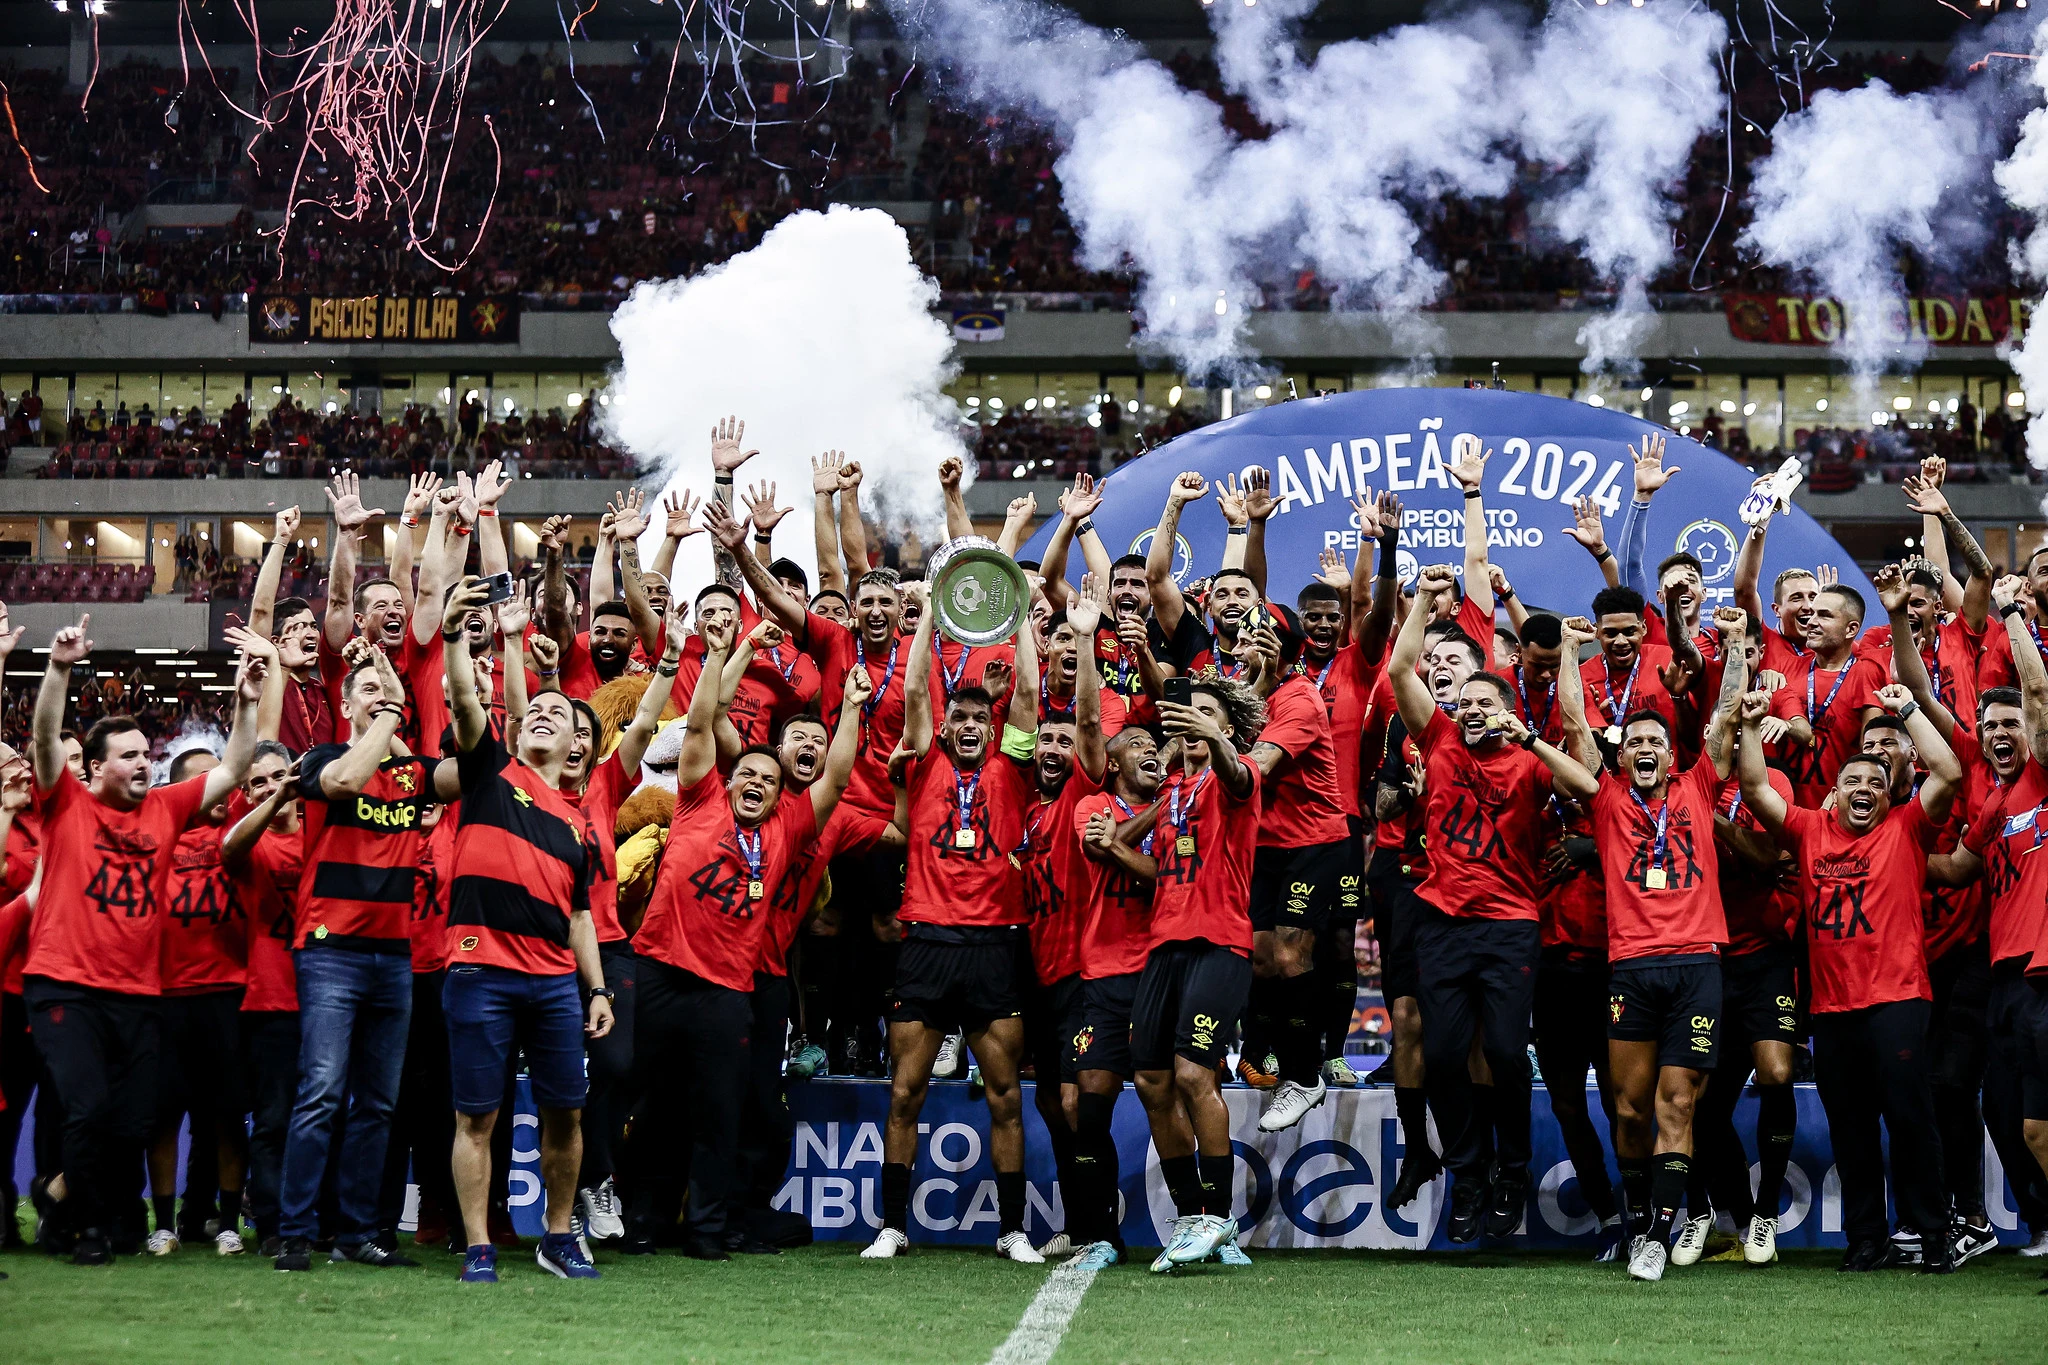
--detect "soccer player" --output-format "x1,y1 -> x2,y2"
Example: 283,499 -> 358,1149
863,585 -> 1045,1263
24,614 -> 263,1265
634,608 -> 863,1259
1770,584 -> 1885,808
1737,681 -> 1961,1273
1391,564 -> 1598,1244
1579,586 -> 1688,744
1978,543 -> 2048,690
1243,605 -> 1354,1132
437,575 -> 615,1283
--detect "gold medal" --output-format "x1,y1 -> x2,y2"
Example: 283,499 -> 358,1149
748,879 -> 765,901
955,828 -> 977,849
1644,867 -> 1667,890
1176,835 -> 1196,857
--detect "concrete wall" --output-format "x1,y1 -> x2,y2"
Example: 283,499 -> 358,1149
10,600 -> 214,652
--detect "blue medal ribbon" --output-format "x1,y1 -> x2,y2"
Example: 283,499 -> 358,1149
1110,793 -> 1155,856
1629,785 -> 1670,883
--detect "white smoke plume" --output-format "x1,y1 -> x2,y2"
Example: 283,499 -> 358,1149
1742,82 -> 1989,388
1513,2 -> 1727,376
153,718 -> 225,788
1997,23 -> 2048,473
602,206 -> 965,587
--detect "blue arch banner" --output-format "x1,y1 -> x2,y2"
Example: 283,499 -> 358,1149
1026,388 -> 1875,622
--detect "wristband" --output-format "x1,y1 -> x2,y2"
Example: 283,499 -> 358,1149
479,508 -> 497,518
401,514 -> 419,528
1895,699 -> 1920,722
714,473 -> 734,485
754,532 -> 773,543
441,628 -> 464,642
2001,601 -> 2026,620
1516,733 -> 1537,751
1594,548 -> 1614,564
536,668 -> 559,678
1462,488 -> 1482,501
452,523 -> 473,537
1075,518 -> 1095,537
1499,586 -> 1515,601
586,986 -> 615,1002
1226,525 -> 1248,536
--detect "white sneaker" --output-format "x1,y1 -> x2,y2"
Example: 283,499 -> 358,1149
860,1228 -> 911,1260
1256,1077 -> 1328,1133
1150,1216 -> 1196,1273
1628,1235 -> 1668,1283
1168,1214 -> 1233,1265
934,1031 -> 967,1079
1742,1215 -> 1779,1265
214,1229 -> 245,1256
578,1178 -> 626,1241
146,1229 -> 180,1256
995,1231 -> 1045,1264
1669,1213 -> 1713,1266
2020,1229 -> 2048,1258
1322,1057 -> 1363,1088
1035,1232 -> 1072,1259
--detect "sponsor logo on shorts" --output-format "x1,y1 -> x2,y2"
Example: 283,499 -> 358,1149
1775,995 -> 1795,1009
1191,1012 -> 1219,1051
459,935 -> 479,952
1338,874 -> 1360,910
1691,1013 -> 1716,1054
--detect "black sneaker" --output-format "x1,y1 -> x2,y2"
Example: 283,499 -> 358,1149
274,1236 -> 312,1272
1952,1221 -> 1999,1267
1919,1235 -> 1955,1275
71,1230 -> 110,1267
332,1240 -> 419,1268
1387,1149 -> 1444,1211
1447,1177 -> 1489,1244
1838,1237 -> 1898,1272
1484,1173 -> 1527,1239
682,1236 -> 731,1261
259,1236 -> 283,1259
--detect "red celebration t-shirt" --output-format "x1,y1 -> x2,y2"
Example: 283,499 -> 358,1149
1780,799 -> 1939,1013
1148,758 -> 1262,954
1413,710 -> 1552,922
1590,761 -> 1727,962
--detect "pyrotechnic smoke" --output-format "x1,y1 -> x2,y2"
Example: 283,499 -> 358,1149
1997,23 -> 2048,473
1743,82 -> 1989,388
154,717 -> 224,788
602,206 -> 964,587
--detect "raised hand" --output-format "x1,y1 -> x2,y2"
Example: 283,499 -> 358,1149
1117,614 -> 1153,661
403,473 -> 440,522
1816,563 -> 1839,590
938,455 -> 964,493
1658,658 -> 1696,697
1630,433 -> 1678,497
235,648 -> 269,704
1993,574 -> 2027,612
1739,689 -> 1771,724
1315,547 -> 1353,594
539,514 -> 570,551
454,472 -> 481,527
1712,605 -> 1748,641
842,663 -> 875,716
1414,563 -> 1458,600
1871,563 -> 1909,615
1488,564 -> 1513,601
1920,455 -> 1947,488
700,611 -> 737,654
661,490 -> 703,539
1167,470 -> 1208,506
1447,434 -> 1490,492
748,618 -> 787,653
981,658 -> 1015,702
1560,615 -> 1596,650
474,458 -> 511,508
812,453 -> 842,495
1068,571 -> 1108,637
709,415 -> 757,475
1563,496 -> 1606,555
1059,472 -> 1105,522
699,498 -> 748,552
496,583 -> 533,639
528,632 -> 561,676
1005,494 -> 1037,527
1902,473 -> 1949,519
743,481 -> 791,533
1351,492 -> 1381,542
222,623 -> 279,664
0,602 -> 22,660
1242,467 -> 1276,523
837,460 -> 864,491
1493,709 -> 1533,746
1876,682 -> 1914,714
50,614 -> 91,667
326,471 -> 383,533
274,504 -> 303,543
611,487 -> 650,542
1213,472 -> 1249,528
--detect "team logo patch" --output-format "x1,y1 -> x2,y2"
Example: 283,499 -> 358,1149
513,788 -> 534,806
1074,1026 -> 1094,1056
459,936 -> 480,952
394,769 -> 418,794
1609,996 -> 1625,1025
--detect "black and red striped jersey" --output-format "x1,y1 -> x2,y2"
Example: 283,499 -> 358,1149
296,744 -> 430,952
446,729 -> 592,976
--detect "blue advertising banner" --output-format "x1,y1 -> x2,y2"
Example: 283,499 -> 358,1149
1025,388 -> 1875,621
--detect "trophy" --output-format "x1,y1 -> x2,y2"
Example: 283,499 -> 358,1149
925,536 -> 1030,646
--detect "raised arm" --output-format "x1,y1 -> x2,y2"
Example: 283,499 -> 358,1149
589,501 -> 619,620
410,481 -> 463,647
1069,572 -> 1110,784
609,491 -> 663,659
902,584 -> 937,757
1563,494 -> 1621,590
810,666 -> 875,828
1905,470 -> 1992,633
835,460 -> 870,586
202,648 -> 268,811
442,577 -> 493,755
1446,435 -> 1494,621
1870,683 -> 1959,824
323,472 -> 382,651
391,475 -> 438,617
708,416 -> 759,593
612,611 -> 686,776
1873,562 -> 1957,740
742,480 -> 790,573
497,587 -> 534,736
1557,614 -> 1603,773
224,625 -> 285,743
1355,491 -> 1402,662
1242,467 -> 1275,599
1736,690 -> 1789,832
676,613 -> 735,792
1391,564 -> 1454,738
1491,565 -> 1528,635
1732,499 -> 1770,627
221,768 -> 292,871
810,455 -> 846,597
472,460 -> 511,580
996,493 -> 1037,559
939,455 -> 974,543
248,505 -> 300,638
649,486 -> 699,583
701,499 -> 807,633
1619,434 -> 1677,600
1704,607 -> 1750,779
535,515 -> 577,659
1040,474 -> 1108,611
1661,578 -> 1705,696
33,615 -> 89,790
317,640 -> 408,794
1990,575 -> 2048,767
1159,697 -> 1254,799
1147,472 -> 1207,639
1499,706 -> 1599,801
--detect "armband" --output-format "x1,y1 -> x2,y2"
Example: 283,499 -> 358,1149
1463,488 -> 1482,501
2001,601 -> 2026,620
452,523 -> 473,538
754,532 -> 773,544
1594,548 -> 1614,564
479,508 -> 497,519
401,514 -> 420,528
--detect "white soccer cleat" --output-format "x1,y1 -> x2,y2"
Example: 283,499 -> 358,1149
1628,1235 -> 1668,1283
1742,1215 -> 1779,1266
1216,1220 -> 1253,1265
1322,1057 -> 1363,1088
1257,1078 -> 1328,1133
1669,1213 -> 1713,1266
214,1229 -> 245,1256
579,1178 -> 626,1242
1150,1216 -> 1197,1274
995,1231 -> 1045,1264
1035,1232 -> 1072,1260
933,1031 -> 967,1080
1168,1214 -> 1233,1265
860,1228 -> 911,1259
146,1229 -> 180,1256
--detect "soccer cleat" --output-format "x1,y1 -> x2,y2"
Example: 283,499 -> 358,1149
1628,1235 -> 1669,1283
2019,1229 -> 2048,1257
860,1228 -> 911,1260
1592,1217 -> 1625,1263
333,1240 -> 419,1267
215,1229 -> 245,1257
1387,1149 -> 1443,1211
1150,1216 -> 1197,1273
1168,1214 -> 1232,1265
1446,1177 -> 1488,1244
1952,1221 -> 1998,1267
274,1236 -> 312,1273
578,1178 -> 626,1242
1216,1222 -> 1253,1266
995,1231 -> 1045,1264
1035,1232 -> 1073,1260
1071,1240 -> 1120,1270
537,1231 -> 601,1280
1483,1173 -> 1527,1240
145,1229 -> 180,1257
933,1031 -> 967,1080
1322,1057 -> 1364,1088
1838,1237 -> 1900,1272
460,1245 -> 498,1283
1669,1213 -> 1713,1266
1742,1215 -> 1779,1266
786,1038 -> 828,1080
1235,1055 -> 1280,1090
1257,1077 -> 1328,1133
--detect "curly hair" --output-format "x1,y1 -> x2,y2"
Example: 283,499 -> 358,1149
1189,672 -> 1268,752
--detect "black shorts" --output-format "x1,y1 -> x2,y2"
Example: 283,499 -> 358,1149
887,925 -> 1028,1034
1377,881 -> 1425,1001
1071,972 -> 1138,1078
1025,973 -> 1083,1086
1720,946 -> 1801,1051
1332,822 -> 1368,925
1532,947 -> 1610,1087
1608,955 -> 1721,1071
157,987 -> 249,1126
1249,840 -> 1348,935
1130,940 -> 1251,1072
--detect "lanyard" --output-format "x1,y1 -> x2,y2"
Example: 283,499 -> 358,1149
1110,794 -> 1155,856
955,767 -> 982,832
1297,653 -> 1336,690
1806,662 -> 1850,724
1167,767 -> 1212,840
1041,675 -> 1075,719
854,635 -> 897,723
933,636 -> 970,696
733,821 -> 764,888
1629,786 -> 1670,877
1515,667 -> 1556,737
1213,644 -> 1245,681
1601,653 -> 1640,722
764,643 -> 796,684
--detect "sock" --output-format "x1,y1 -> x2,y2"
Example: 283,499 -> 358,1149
1647,1153 -> 1691,1244
1685,1158 -> 1711,1224
153,1194 -> 176,1234
1161,1154 -> 1203,1219
218,1188 -> 242,1233
1198,1151 -> 1234,1220
1074,1092 -> 1121,1248
880,1162 -> 912,1233
1322,943 -> 1359,1062
1243,976 -> 1279,1070
1619,1157 -> 1653,1236
1394,1086 -> 1436,1163
996,1171 -> 1027,1237
1754,1084 -> 1796,1222
1039,1107 -> 1076,1235
1470,1083 -> 1497,1170
1276,975 -> 1320,1085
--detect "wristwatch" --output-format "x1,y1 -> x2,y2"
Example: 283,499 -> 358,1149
586,986 -> 616,1002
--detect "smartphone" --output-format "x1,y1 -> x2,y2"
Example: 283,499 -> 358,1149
1243,602 -> 1274,638
481,571 -> 515,605
1163,676 -> 1192,707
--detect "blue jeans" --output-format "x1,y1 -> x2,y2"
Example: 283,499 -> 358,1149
279,947 -> 413,1244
